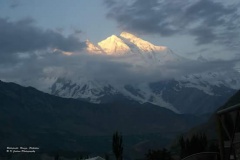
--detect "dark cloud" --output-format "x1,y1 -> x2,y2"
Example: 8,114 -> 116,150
104,0 -> 178,36
9,0 -> 21,9
74,29 -> 82,34
10,3 -> 20,9
185,0 -> 235,22
104,0 -> 240,49
190,27 -> 216,45
0,18 -> 85,62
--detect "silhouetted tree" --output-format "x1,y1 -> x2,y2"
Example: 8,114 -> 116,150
179,133 -> 208,158
208,141 -> 219,152
179,136 -> 186,158
105,153 -> 110,160
54,154 -> 59,160
112,131 -> 123,160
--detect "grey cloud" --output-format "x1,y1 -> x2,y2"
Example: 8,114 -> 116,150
74,29 -> 82,34
10,3 -> 20,9
83,56 -> 240,84
190,27 -> 216,45
1,49 -> 239,91
185,0 -> 235,22
104,0 -> 240,49
105,0 -> 179,36
0,18 -> 85,62
9,0 -> 21,9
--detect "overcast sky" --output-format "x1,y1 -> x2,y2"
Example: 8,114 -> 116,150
0,0 -> 240,90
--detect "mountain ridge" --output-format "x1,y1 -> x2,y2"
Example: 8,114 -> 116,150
0,80 -> 203,152
120,31 -> 167,52
49,32 -> 240,114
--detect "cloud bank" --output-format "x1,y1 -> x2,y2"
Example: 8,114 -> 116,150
1,48 -> 239,91
0,18 -> 85,64
103,0 -> 240,51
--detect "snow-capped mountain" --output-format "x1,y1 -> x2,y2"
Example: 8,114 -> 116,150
98,35 -> 131,55
86,32 -> 183,64
51,32 -> 240,114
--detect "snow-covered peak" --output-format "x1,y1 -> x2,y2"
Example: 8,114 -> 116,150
97,35 -> 131,55
120,32 -> 139,41
120,32 -> 166,52
86,40 -> 102,54
84,32 -> 184,64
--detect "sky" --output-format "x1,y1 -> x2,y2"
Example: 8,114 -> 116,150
0,0 -> 240,90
